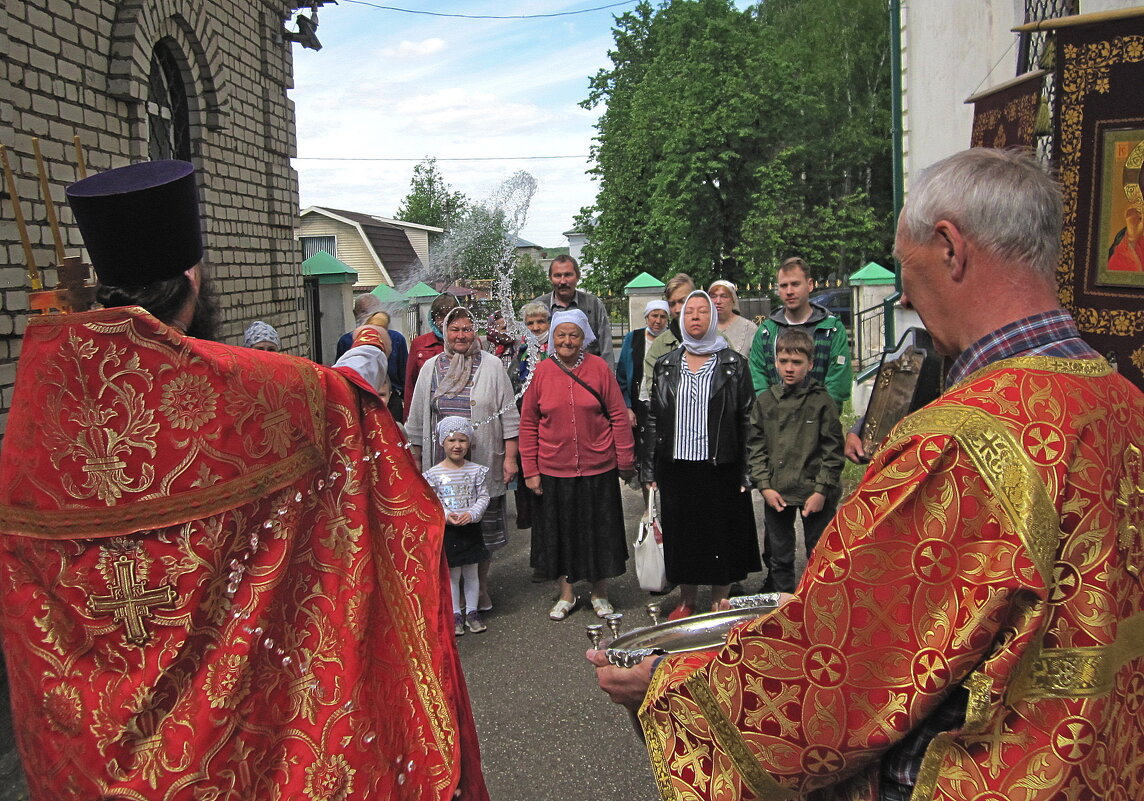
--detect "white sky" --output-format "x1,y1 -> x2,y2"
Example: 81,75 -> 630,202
289,1 -> 632,248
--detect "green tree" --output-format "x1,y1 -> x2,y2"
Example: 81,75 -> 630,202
434,204 -> 512,283
742,0 -> 895,281
581,0 -> 893,296
395,158 -> 468,233
510,252 -> 547,297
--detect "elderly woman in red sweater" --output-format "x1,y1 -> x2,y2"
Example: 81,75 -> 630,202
520,309 -> 636,621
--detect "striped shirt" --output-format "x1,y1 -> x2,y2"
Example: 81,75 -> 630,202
672,355 -> 716,461
428,355 -> 479,465
422,461 -> 491,522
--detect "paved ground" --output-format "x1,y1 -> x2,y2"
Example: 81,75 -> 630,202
0,484 -> 805,801
459,484 -> 801,801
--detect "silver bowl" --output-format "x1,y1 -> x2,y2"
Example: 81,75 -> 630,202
604,595 -> 779,668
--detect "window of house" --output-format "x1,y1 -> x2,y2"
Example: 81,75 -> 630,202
301,236 -> 336,260
148,39 -> 192,162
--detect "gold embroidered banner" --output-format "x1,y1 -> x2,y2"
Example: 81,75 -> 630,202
1054,14 -> 1144,391
967,70 -> 1045,150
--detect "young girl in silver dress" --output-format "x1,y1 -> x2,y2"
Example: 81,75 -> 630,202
422,416 -> 491,635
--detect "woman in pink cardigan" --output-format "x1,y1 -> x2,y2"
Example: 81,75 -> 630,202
519,309 -> 636,621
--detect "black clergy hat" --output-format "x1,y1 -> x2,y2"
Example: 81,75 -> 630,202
66,160 -> 202,287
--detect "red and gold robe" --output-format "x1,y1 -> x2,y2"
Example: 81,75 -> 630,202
0,307 -> 489,801
641,355 -> 1144,801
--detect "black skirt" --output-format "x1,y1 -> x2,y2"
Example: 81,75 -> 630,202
444,521 -> 489,568
530,469 -> 628,584
656,458 -> 760,585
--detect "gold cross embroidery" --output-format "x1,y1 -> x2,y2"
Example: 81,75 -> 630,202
88,555 -> 175,645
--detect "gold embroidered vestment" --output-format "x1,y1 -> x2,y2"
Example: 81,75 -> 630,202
640,356 -> 1144,801
0,308 -> 488,801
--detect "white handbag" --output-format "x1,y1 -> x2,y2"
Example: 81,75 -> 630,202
634,488 -> 668,592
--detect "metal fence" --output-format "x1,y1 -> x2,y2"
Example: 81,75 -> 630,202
853,301 -> 888,376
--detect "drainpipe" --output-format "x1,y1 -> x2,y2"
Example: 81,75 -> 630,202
886,0 -> 904,350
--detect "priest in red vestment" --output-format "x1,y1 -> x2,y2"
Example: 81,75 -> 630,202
0,160 -> 489,801
592,149 -> 1144,801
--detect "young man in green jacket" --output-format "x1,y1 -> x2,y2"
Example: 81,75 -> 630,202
749,257 -> 851,409
747,328 -> 845,593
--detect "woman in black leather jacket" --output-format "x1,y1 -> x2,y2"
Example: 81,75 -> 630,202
641,290 -> 760,619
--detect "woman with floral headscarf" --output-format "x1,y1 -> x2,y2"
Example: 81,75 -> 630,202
407,306 -> 519,613
519,309 -> 635,621
485,309 -> 523,390
641,290 -> 760,619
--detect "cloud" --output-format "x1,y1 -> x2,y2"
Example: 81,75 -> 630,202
289,1 -> 619,245
384,37 -> 446,58
394,88 -> 554,137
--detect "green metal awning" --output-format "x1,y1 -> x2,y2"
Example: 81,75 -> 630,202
848,261 -> 896,285
370,283 -> 407,303
302,251 -> 357,285
405,281 -> 439,299
624,271 -> 666,293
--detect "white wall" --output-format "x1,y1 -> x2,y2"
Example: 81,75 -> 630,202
902,0 -> 1024,185
901,0 -> 1141,185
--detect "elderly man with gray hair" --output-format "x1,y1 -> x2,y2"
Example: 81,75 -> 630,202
591,148 -> 1143,801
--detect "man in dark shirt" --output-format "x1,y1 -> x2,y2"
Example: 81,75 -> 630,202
531,255 -> 614,367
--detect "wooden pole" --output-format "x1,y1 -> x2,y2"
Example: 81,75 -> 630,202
0,145 -> 42,291
32,138 -> 67,266
73,135 -> 87,179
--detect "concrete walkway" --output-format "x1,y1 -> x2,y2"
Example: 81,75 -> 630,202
459,484 -> 790,801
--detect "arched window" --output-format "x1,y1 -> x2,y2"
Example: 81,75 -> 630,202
147,39 -> 191,161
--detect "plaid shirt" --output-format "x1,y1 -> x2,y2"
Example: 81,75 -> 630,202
880,309 -> 1099,798
946,308 -> 1099,386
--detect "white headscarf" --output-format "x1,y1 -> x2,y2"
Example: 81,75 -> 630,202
707,280 -> 741,313
547,309 -> 596,353
436,415 -> 475,445
679,290 -> 728,356
643,299 -> 670,338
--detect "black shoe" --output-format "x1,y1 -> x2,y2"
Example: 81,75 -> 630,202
729,582 -> 746,597
758,574 -> 776,594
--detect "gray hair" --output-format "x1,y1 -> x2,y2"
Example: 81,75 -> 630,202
353,293 -> 383,321
519,301 -> 549,320
902,148 -> 1062,282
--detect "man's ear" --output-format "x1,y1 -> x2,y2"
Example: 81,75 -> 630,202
933,220 -> 969,281
185,262 -> 202,293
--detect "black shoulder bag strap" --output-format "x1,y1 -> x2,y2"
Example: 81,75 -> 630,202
553,359 -> 609,417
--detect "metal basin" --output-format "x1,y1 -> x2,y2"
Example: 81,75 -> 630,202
604,594 -> 779,667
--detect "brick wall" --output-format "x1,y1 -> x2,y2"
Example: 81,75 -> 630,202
0,0 -> 312,439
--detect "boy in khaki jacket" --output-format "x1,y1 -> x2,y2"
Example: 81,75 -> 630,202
747,328 -> 844,592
